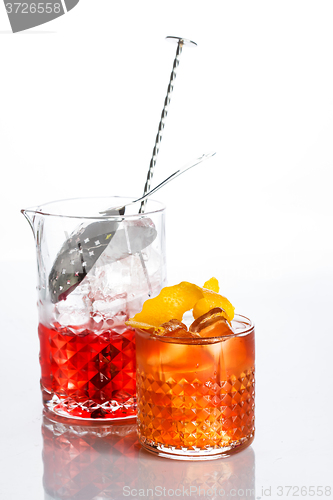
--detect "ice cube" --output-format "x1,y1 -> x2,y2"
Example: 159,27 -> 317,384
49,217 -> 157,303
49,217 -> 164,331
159,319 -> 192,338
96,218 -> 157,263
189,307 -> 233,338
53,292 -> 91,330
90,293 -> 128,331
92,293 -> 128,316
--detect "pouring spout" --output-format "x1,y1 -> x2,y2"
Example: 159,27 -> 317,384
21,208 -> 36,235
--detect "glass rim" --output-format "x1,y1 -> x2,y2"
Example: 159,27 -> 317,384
21,195 -> 166,220
136,313 -> 255,345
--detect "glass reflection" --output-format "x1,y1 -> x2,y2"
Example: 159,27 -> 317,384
42,411 -> 255,500
138,447 -> 255,500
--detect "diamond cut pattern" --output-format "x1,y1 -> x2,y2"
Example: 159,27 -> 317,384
39,323 -> 136,419
137,368 -> 255,450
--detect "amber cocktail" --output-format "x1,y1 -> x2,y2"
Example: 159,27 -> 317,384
136,314 -> 255,460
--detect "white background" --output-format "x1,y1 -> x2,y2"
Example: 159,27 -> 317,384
0,2 -> 333,499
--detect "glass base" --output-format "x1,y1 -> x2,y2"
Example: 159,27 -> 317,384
139,433 -> 255,461
42,388 -> 136,421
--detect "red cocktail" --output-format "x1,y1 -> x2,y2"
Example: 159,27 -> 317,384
39,323 -> 136,419
22,196 -> 166,420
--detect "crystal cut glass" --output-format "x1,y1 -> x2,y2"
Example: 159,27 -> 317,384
23,196 -> 166,420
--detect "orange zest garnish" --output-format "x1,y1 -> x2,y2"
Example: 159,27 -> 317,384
126,277 -> 234,331
126,281 -> 203,328
203,277 -> 220,293
192,290 -> 234,322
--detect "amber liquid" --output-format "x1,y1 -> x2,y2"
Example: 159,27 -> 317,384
136,317 -> 255,456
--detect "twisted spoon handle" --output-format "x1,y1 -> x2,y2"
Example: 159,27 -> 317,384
140,37 -> 197,213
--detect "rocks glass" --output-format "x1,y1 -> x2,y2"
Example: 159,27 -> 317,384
136,314 -> 255,459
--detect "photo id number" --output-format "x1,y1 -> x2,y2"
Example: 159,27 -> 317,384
277,486 -> 331,496
5,3 -> 61,14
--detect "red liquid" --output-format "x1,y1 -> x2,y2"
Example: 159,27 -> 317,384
38,322 -> 136,419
